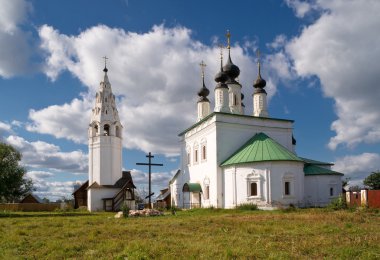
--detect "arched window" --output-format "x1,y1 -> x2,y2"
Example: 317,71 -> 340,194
94,125 -> 98,136
250,182 -> 258,196
233,94 -> 237,106
104,124 -> 110,136
116,126 -> 120,138
284,182 -> 290,195
202,145 -> 207,161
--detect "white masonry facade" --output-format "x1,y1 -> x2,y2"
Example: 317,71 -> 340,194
170,39 -> 343,210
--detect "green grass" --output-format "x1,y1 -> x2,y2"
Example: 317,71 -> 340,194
0,208 -> 379,259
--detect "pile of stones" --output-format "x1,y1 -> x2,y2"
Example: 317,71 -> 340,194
128,209 -> 164,217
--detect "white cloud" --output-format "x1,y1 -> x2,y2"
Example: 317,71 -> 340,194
0,121 -> 12,135
26,170 -> 81,201
283,0 -> 380,150
285,0 -> 314,18
333,153 -> 380,186
130,168 -> 172,191
34,24 -> 264,155
27,97 -> 92,144
26,171 -> 54,179
5,135 -> 87,173
0,0 -> 34,78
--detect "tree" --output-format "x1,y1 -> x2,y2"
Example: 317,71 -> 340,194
363,171 -> 380,190
0,142 -> 33,202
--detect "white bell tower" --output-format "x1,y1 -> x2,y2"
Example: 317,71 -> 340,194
88,62 -> 123,187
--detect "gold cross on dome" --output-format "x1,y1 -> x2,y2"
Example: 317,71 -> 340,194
219,44 -> 224,59
226,30 -> 231,49
256,49 -> 261,62
102,56 -> 108,68
199,60 -> 207,78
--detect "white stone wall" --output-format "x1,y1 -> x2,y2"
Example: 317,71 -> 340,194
87,188 -> 119,211
222,161 -> 304,209
89,135 -> 122,186
228,83 -> 242,114
304,175 -> 342,207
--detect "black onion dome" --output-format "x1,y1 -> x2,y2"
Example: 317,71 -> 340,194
254,75 -> 266,88
253,62 -> 267,94
223,54 -> 240,80
214,70 -> 228,83
198,80 -> 210,102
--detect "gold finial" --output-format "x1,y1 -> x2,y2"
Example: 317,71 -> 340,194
102,56 -> 108,68
226,30 -> 231,49
219,44 -> 224,60
256,49 -> 262,77
256,49 -> 261,63
199,60 -> 207,79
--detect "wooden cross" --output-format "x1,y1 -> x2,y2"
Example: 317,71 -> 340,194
226,30 -> 231,49
136,152 -> 164,209
199,60 -> 206,79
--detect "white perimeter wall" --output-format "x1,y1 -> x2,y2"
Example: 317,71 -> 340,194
304,175 -> 342,207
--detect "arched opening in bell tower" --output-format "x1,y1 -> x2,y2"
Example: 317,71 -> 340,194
104,124 -> 110,136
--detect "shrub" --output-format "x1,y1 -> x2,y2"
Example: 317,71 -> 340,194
120,204 -> 130,217
236,203 -> 258,211
327,196 -> 347,210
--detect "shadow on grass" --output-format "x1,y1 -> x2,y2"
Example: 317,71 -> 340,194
0,211 -> 96,218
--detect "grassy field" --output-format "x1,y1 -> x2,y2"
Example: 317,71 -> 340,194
0,208 -> 379,259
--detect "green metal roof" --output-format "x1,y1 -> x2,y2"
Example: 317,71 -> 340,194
300,157 -> 333,166
182,183 -> 202,192
221,133 -> 303,167
178,112 -> 294,136
304,165 -> 344,176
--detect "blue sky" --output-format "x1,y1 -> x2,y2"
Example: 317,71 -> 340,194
1,0 -> 380,201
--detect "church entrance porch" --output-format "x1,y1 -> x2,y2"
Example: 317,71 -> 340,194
182,183 -> 202,209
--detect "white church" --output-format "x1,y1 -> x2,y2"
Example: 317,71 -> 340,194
170,35 -> 344,209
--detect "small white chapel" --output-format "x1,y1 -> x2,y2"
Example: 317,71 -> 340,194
170,33 -> 343,209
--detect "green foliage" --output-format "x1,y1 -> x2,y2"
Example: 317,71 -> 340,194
363,171 -> 380,190
120,203 -> 130,217
235,203 -> 258,211
0,142 -> 33,202
327,196 -> 347,210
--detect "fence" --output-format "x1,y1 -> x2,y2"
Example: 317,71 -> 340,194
0,203 -> 61,212
345,190 -> 380,208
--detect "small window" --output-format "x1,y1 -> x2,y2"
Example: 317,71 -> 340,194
250,182 -> 258,196
330,187 -> 334,197
202,145 -> 207,160
194,149 -> 198,163
284,181 -> 290,195
233,94 -> 237,106
187,152 -> 190,165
